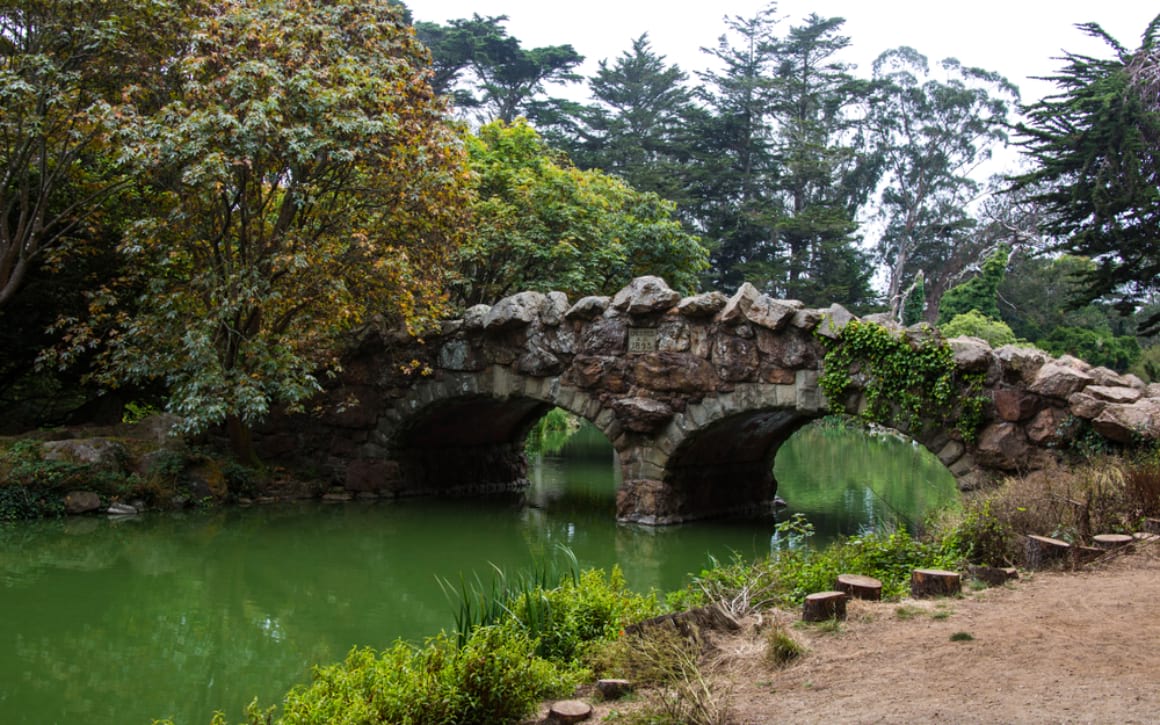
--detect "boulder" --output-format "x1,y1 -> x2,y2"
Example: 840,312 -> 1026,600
41,439 -> 127,473
610,276 -> 680,315
677,291 -> 728,317
745,295 -> 801,332
993,388 -> 1040,422
1092,399 -> 1160,443
974,422 -> 1031,471
577,316 -> 628,356
633,352 -> 718,393
462,304 -> 491,330
1027,407 -> 1068,445
790,307 -> 824,330
1068,391 -> 1107,420
542,291 -> 569,326
611,397 -> 674,433
63,491 -> 102,515
1028,361 -> 1095,400
1086,385 -> 1142,404
564,295 -> 609,321
994,345 -> 1049,385
1088,366 -> 1135,388
717,282 -> 760,324
815,303 -> 855,340
712,334 -> 760,383
483,291 -> 547,331
948,336 -> 993,372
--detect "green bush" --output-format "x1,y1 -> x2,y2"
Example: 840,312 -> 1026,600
939,310 -> 1017,347
512,567 -> 663,663
276,625 -> 577,725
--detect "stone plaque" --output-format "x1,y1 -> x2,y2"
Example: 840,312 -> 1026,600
627,327 -> 658,354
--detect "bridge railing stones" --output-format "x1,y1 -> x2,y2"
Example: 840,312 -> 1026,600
258,275 -> 1160,524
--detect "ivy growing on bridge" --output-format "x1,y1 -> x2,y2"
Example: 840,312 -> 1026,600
818,321 -> 986,443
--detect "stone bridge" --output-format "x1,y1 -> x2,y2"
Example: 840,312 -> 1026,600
259,277 -> 1160,525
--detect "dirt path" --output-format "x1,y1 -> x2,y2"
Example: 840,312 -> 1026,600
554,545 -> 1160,724
718,547 -> 1160,724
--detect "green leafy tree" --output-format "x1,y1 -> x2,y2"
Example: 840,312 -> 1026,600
1009,15 -> 1160,332
937,245 -> 1010,324
54,0 -> 472,461
453,120 -> 707,306
868,47 -> 1018,317
0,0 -> 187,310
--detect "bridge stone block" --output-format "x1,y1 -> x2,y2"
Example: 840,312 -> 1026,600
795,370 -> 824,412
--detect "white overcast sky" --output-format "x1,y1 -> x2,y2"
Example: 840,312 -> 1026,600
412,1 -> 1157,111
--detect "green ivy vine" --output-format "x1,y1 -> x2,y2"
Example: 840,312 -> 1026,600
818,320 -> 987,443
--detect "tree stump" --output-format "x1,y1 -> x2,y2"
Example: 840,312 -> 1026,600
835,573 -> 883,600
596,679 -> 632,700
1025,534 -> 1071,570
548,700 -> 593,723
967,565 -> 1018,587
910,569 -> 961,598
1072,545 -> 1104,565
802,591 -> 848,622
1093,533 -> 1134,552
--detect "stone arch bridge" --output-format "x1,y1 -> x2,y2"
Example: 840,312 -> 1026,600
259,277 -> 1160,525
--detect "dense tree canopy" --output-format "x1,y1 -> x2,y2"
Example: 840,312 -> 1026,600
452,120 -> 707,306
1010,15 -> 1160,332
52,0 -> 472,455
0,0 -> 187,310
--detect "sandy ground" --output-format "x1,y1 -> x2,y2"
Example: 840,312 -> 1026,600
542,544 -> 1160,724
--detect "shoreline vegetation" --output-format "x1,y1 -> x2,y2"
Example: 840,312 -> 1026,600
126,449 -> 1150,724
3,417 -> 1159,722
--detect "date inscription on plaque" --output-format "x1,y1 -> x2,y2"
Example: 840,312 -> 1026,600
627,327 -> 658,354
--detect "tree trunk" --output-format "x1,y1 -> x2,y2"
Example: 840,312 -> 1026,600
226,414 -> 261,468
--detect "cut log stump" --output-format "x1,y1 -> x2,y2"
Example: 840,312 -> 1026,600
1025,534 -> 1071,570
802,591 -> 848,622
549,699 -> 593,723
967,565 -> 1018,587
596,679 -> 632,700
1093,533 -> 1135,552
1072,545 -> 1104,565
910,568 -> 961,598
835,573 -> 883,600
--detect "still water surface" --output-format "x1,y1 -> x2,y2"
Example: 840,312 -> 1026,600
0,422 -> 956,724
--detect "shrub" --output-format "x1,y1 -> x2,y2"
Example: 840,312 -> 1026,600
276,626 -> 577,725
939,310 -> 1017,347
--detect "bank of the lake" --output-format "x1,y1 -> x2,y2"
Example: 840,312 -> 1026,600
0,421 -> 960,724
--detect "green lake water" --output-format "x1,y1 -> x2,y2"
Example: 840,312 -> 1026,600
0,421 -> 957,724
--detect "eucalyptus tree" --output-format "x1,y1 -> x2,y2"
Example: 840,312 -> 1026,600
868,47 -> 1018,318
1010,15 -> 1160,332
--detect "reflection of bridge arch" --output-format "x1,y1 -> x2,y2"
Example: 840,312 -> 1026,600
259,277 -> 1159,525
